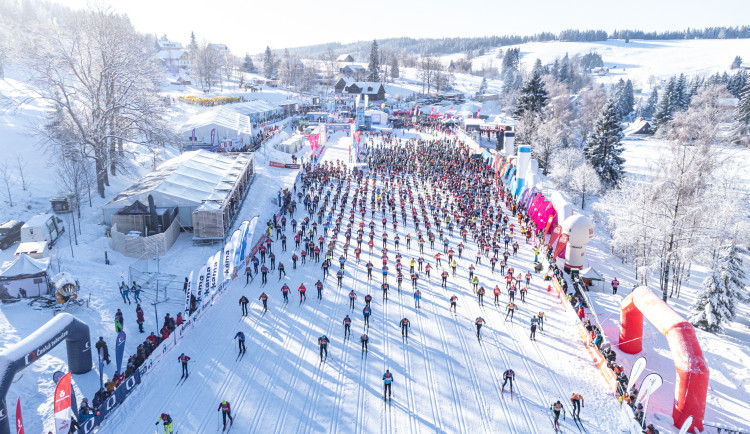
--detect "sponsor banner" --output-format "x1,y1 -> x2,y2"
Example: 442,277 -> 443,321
79,369 -> 142,434
53,372 -> 72,434
227,230 -> 241,280
627,357 -> 647,393
269,161 -> 285,168
269,161 -> 300,169
548,225 -> 563,247
114,332 -> 126,376
184,271 -> 193,318
196,265 -> 208,304
285,163 -> 301,169
211,251 -> 221,291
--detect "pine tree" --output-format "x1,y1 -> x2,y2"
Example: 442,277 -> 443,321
368,40 -> 380,82
731,55 -> 743,69
732,82 -> 750,146
189,31 -> 198,52
643,88 -> 658,119
390,56 -> 399,79
584,99 -> 625,187
511,70 -> 548,119
243,54 -> 256,73
532,58 -> 544,76
477,77 -> 488,95
621,79 -> 635,119
674,74 -> 689,111
653,77 -> 676,127
263,46 -> 276,79
690,243 -> 747,332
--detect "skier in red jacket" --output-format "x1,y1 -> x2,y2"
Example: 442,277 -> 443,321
178,353 -> 190,378
217,401 -> 234,430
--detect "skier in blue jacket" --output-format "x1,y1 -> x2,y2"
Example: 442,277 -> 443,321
382,369 -> 394,400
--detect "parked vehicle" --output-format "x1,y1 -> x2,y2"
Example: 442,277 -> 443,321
0,220 -> 24,250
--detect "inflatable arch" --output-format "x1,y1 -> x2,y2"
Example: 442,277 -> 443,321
0,313 -> 92,434
619,287 -> 709,432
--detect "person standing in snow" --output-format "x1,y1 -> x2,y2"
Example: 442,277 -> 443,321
400,317 -> 410,339
258,292 -> 269,312
96,337 -> 111,364
131,281 -> 142,303
136,304 -> 145,333
318,335 -> 329,361
611,277 -> 619,295
343,315 -> 352,339
119,281 -> 130,304
217,401 -> 234,430
382,369 -> 394,400
115,309 -> 124,332
239,295 -> 249,316
348,290 -> 357,310
363,305 -> 371,327
361,333 -> 369,353
234,331 -> 246,355
178,353 -> 190,378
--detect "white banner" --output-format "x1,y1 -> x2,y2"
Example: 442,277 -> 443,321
678,416 -> 694,434
184,271 -> 193,318
627,356 -> 647,393
211,250 -> 221,291
228,229 -> 241,280
196,265 -> 208,304
636,373 -> 663,420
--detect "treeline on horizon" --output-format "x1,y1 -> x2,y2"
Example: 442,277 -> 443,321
284,26 -> 750,59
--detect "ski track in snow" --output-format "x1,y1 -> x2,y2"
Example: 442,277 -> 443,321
411,282 -> 445,433
395,280 -> 419,434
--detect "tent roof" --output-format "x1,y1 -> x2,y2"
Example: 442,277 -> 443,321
230,100 -> 281,116
580,267 -> 604,281
0,254 -> 50,278
179,107 -> 253,135
103,150 -> 251,210
117,200 -> 149,215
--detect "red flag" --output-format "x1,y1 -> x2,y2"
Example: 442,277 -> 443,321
543,216 -> 555,238
16,397 -> 23,434
477,108 -> 481,115
450,106 -> 453,110
548,225 -> 563,247
554,233 -> 569,259
54,372 -> 72,434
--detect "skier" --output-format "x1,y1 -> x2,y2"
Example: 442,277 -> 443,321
260,265 -> 269,283
298,283 -> 307,304
363,305 -> 372,327
493,285 -> 501,306
136,304 -> 145,333
381,282 -> 389,301
361,333 -> 369,353
520,286 -> 527,302
132,281 -> 142,303
505,301 -> 516,322
611,277 -> 619,295
258,292 -> 268,312
475,317 -> 486,339
119,281 -> 130,304
239,296 -> 249,316
343,315 -> 352,339
364,293 -> 373,307
382,369 -> 394,400
570,393 -> 584,419
449,294 -> 458,313
217,401 -> 234,431
234,331 -> 246,355
336,269 -> 344,288
477,286 -> 485,306
538,311 -> 545,331
502,369 -> 515,393
154,413 -> 173,434
318,335 -> 329,361
96,337 -> 111,364
280,284 -> 290,303
530,316 -> 537,340
316,279 -> 324,298
550,400 -> 566,431
178,353 -> 190,378
441,270 -> 448,288
400,317 -> 410,339
348,290 -> 357,309
414,289 -> 421,308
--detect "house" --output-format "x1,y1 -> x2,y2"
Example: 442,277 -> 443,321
157,50 -> 191,72
208,43 -> 230,54
343,82 -> 386,101
591,67 -> 609,76
334,77 -> 356,93
156,39 -> 183,51
340,64 -> 367,80
337,54 -> 354,62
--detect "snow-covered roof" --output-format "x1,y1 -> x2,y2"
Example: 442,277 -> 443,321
344,64 -> 366,70
230,100 -> 281,116
463,119 -> 484,126
580,267 -> 604,281
179,107 -> 253,135
337,54 -> 354,62
156,40 -> 182,50
0,254 -> 50,277
157,50 -> 189,61
103,150 -> 251,210
23,214 -> 53,228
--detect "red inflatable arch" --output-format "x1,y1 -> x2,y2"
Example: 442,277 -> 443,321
619,287 -> 709,432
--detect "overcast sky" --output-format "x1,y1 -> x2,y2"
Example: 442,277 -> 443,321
66,0 -> 750,55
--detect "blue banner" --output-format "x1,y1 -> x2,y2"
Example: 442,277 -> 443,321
115,332 -> 126,376
78,369 -> 141,434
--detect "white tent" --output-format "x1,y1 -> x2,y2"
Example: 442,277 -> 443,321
0,254 -> 51,299
580,267 -> 605,290
102,150 -> 253,231
179,107 -> 253,146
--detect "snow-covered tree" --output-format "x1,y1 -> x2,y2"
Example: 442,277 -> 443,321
575,85 -> 608,145
511,70 -> 548,119
731,55 -> 743,69
549,147 -> 585,193
584,99 -> 625,188
193,42 -> 223,90
642,88 -> 658,119
367,39 -> 380,82
390,56 -> 399,79
262,46 -> 277,79
477,77 -> 488,95
653,77 -> 676,127
243,53 -> 256,73
569,160 -> 602,209
733,82 -> 750,146
690,243 -> 747,332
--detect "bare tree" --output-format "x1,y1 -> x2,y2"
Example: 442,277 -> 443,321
569,160 -> 602,209
194,41 -> 223,91
0,160 -> 15,207
418,57 -> 442,94
21,7 -> 174,198
15,155 -> 27,190
319,48 -> 337,81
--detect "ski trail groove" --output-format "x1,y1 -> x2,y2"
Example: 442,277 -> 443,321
396,285 -> 419,434
412,288 -> 445,433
